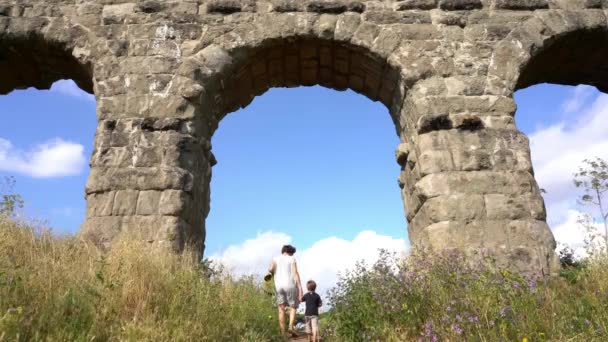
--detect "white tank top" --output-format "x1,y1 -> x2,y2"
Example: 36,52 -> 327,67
274,254 -> 296,290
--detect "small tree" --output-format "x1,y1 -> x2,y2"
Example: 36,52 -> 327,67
574,157 -> 608,255
0,176 -> 24,217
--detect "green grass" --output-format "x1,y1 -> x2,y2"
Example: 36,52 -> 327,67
2,213 -> 608,341
0,216 -> 282,341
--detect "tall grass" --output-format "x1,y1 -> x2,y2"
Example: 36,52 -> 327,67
0,216 -> 281,341
324,249 -> 608,341
3,212 -> 608,341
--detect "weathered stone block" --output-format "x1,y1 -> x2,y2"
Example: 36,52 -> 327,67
395,0 -> 438,11
417,150 -> 455,175
86,191 -> 115,217
395,142 -> 411,166
419,193 -> 486,223
136,190 -> 161,215
272,0 -> 300,12
86,167 -> 194,194
159,190 -> 188,216
495,0 -> 549,10
415,171 -> 537,199
438,0 -> 482,11
102,3 -> 135,24
112,190 -> 139,216
207,0 -> 243,14
307,1 -> 365,14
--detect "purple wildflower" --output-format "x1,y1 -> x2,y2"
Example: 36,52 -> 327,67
451,323 -> 463,335
500,306 -> 511,318
424,321 -> 433,337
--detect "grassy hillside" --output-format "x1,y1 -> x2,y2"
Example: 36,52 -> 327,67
2,214 -> 608,341
0,216 -> 281,341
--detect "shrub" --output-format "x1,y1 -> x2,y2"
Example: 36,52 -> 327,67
325,249 -> 608,341
0,217 -> 281,341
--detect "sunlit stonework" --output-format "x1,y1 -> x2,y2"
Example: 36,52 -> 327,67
4,0 -> 607,275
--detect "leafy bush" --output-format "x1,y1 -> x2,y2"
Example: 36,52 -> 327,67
324,250 -> 608,341
0,217 -> 281,341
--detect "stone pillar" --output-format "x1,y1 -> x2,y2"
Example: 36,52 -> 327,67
79,55 -> 210,257
399,77 -> 559,275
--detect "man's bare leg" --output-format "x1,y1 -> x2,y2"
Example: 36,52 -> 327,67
278,304 -> 286,334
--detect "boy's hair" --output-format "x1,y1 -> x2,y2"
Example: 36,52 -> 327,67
281,245 -> 296,255
306,280 -> 317,292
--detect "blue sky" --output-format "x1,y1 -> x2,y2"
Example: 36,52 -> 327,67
2,81 -> 607,295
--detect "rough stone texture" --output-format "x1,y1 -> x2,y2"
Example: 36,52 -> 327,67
5,0 -> 608,275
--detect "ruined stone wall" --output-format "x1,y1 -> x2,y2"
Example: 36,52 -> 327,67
2,0 -> 608,274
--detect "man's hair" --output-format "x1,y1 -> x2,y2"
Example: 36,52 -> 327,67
281,245 -> 296,255
306,280 -> 317,292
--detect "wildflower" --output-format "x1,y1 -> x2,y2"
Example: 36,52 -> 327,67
488,320 -> 495,327
467,315 -> 479,324
526,278 -> 537,290
424,321 -> 433,337
451,323 -> 463,335
522,338 -> 529,342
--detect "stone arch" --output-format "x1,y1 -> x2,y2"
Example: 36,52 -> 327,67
179,22 -> 413,256
516,27 -> 608,92
0,16 -> 97,94
184,15 -> 412,135
487,9 -> 608,95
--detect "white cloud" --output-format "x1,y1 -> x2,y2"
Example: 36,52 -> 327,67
210,231 -> 293,276
561,85 -> 595,114
552,209 -> 607,257
0,138 -> 87,178
529,88 -> 608,228
210,230 -> 408,302
50,80 -> 95,102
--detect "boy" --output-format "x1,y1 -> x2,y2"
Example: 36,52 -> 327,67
301,280 -> 322,341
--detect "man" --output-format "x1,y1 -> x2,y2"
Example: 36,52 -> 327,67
267,244 -> 303,336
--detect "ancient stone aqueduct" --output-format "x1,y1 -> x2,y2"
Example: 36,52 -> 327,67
2,0 -> 607,274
